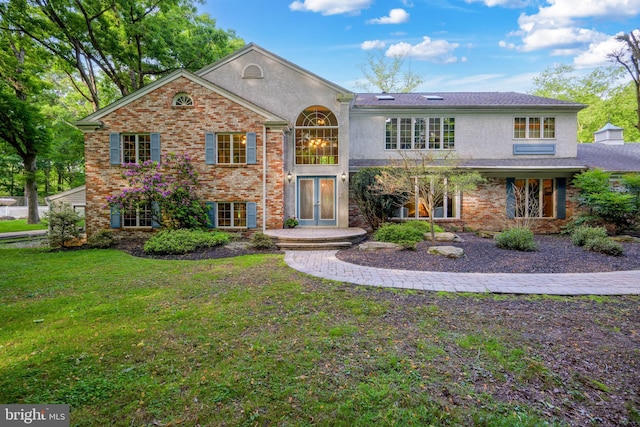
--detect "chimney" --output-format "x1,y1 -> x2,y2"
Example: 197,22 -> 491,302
594,122 -> 624,145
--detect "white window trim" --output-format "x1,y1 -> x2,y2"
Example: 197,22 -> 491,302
217,133 -> 247,165
513,116 -> 556,140
216,202 -> 247,228
385,117 -> 455,150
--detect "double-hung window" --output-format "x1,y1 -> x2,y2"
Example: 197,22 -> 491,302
514,117 -> 555,139
205,132 -> 256,165
123,203 -> 153,228
386,117 -> 455,150
206,201 -> 257,229
110,133 -> 160,165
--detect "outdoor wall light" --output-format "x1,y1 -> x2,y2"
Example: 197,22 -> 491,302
341,172 -> 347,183
287,171 -> 293,183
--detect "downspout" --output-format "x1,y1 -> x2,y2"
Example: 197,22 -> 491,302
263,125 -> 267,233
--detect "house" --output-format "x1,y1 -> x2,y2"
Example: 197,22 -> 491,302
45,185 -> 86,217
76,43 -> 632,238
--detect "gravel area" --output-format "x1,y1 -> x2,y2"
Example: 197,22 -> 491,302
336,232 -> 640,274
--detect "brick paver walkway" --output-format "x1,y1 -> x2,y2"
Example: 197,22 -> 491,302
285,250 -> 640,295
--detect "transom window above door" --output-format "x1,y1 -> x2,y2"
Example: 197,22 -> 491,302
295,106 -> 339,165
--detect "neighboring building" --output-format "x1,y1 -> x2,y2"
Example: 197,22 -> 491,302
75,43 -> 636,238
45,185 -> 86,217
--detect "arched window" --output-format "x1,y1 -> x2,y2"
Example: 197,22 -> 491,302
295,106 -> 338,165
172,93 -> 193,106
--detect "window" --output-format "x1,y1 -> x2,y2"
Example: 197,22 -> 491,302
395,177 -> 459,219
217,134 -> 247,164
123,204 -> 152,228
511,178 -> 555,218
122,134 -> 151,164
514,117 -> 555,139
295,106 -> 339,165
172,93 -> 193,106
386,117 -> 455,150
217,202 -> 247,228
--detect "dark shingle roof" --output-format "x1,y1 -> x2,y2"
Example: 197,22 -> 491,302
577,143 -> 640,173
353,92 -> 585,110
350,144 -> 640,173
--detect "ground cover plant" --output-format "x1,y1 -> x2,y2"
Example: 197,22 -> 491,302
1,247 -> 639,426
374,221 -> 444,244
0,218 -> 47,233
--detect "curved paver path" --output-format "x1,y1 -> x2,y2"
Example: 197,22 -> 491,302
285,250 -> 640,295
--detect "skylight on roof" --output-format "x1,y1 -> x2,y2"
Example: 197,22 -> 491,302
424,95 -> 444,101
376,95 -> 395,100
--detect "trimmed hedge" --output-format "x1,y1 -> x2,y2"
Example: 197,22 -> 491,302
494,227 -> 538,252
143,229 -> 231,255
374,221 -> 444,244
570,226 -> 608,247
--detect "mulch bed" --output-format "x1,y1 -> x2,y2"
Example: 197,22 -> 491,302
336,232 -> 640,274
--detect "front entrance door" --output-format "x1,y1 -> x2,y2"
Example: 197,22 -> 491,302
297,176 -> 336,226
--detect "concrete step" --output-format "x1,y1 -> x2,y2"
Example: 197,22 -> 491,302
275,241 -> 353,250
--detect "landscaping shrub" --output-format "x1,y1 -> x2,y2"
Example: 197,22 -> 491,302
143,229 -> 231,255
251,232 -> 275,249
46,202 -> 84,248
87,229 -> 115,249
494,227 -> 538,252
583,236 -> 624,256
397,240 -> 417,251
374,221 -> 444,244
570,226 -> 608,247
351,167 -> 406,230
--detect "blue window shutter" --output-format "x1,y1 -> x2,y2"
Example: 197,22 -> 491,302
206,202 -> 216,228
556,178 -> 566,219
110,206 -> 121,228
150,133 -> 161,162
247,202 -> 257,229
205,133 -> 216,165
246,132 -> 257,164
506,178 -> 516,219
110,133 -> 120,165
151,202 -> 161,228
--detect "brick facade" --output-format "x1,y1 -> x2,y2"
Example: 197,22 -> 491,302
84,76 -> 284,237
348,176 -> 580,234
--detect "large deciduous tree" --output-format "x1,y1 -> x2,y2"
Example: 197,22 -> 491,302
1,0 -> 244,111
609,29 -> 640,133
0,17 -> 51,223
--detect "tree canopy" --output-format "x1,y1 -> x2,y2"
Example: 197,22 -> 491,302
356,50 -> 423,93
1,0 -> 244,111
608,29 -> 640,133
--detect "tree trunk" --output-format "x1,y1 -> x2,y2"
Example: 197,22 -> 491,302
24,154 -> 40,224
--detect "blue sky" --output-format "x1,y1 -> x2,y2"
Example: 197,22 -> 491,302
202,0 -> 639,93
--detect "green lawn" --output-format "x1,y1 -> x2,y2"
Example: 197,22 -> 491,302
0,218 -> 48,233
1,247 -> 638,426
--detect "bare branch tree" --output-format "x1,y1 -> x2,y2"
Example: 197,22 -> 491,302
609,29 -> 640,132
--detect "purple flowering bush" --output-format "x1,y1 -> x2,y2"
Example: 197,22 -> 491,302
107,153 -> 210,229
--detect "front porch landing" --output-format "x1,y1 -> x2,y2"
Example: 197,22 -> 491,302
264,227 -> 367,250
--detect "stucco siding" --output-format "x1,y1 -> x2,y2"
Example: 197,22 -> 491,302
349,110 -> 578,162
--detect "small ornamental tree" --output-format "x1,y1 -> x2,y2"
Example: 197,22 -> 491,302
47,201 -> 83,248
375,151 -> 484,241
107,153 -> 209,230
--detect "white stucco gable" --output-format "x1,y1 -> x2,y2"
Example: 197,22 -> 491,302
196,43 -> 354,123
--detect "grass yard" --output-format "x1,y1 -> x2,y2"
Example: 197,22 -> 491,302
0,247 -> 639,426
0,219 -> 48,233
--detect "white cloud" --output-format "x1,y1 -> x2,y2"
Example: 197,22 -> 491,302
361,40 -> 387,50
289,0 -> 373,15
465,0 -> 532,7
499,0 -> 640,66
386,36 -> 460,63
366,8 -> 410,24
573,35 -> 627,68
